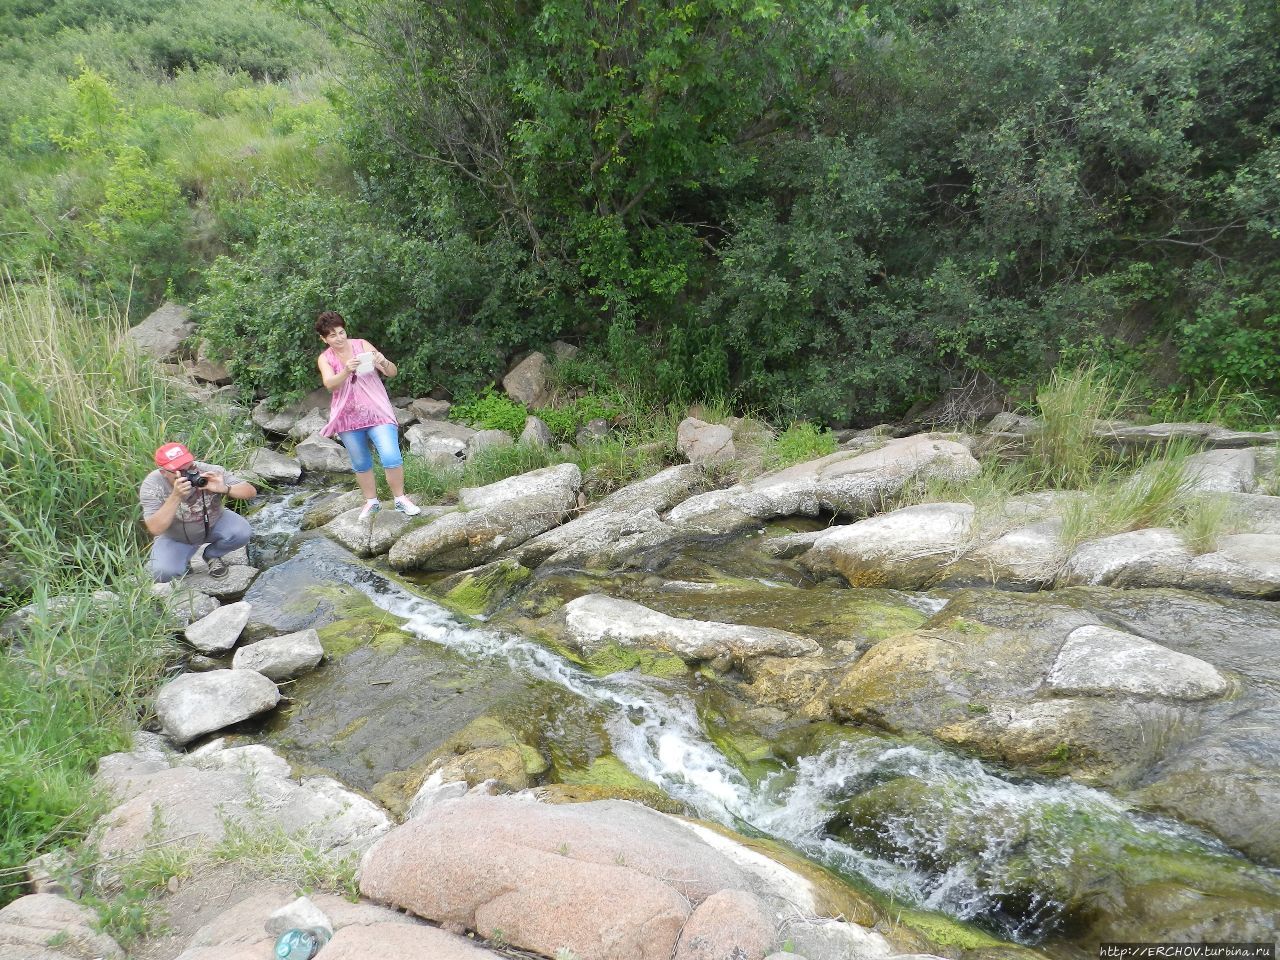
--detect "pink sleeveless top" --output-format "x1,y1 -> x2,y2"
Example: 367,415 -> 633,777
320,339 -> 397,437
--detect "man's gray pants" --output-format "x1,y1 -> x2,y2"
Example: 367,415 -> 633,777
150,511 -> 252,582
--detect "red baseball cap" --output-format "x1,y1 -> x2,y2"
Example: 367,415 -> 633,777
154,442 -> 195,470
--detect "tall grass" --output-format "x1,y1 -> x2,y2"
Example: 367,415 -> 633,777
1027,363 -> 1132,488
0,277 -> 246,903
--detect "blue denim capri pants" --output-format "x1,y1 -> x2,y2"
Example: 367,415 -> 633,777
338,422 -> 403,473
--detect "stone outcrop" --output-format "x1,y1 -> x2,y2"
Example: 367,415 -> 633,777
294,435 -> 352,473
677,417 -> 736,463
0,894 -> 123,960
801,502 -> 974,588
94,741 -> 390,867
324,504 -> 424,558
359,795 -> 899,960
405,420 -> 475,467
668,434 -> 980,535
514,463 -> 706,567
127,302 -> 195,362
388,464 -> 581,571
245,447 -> 301,484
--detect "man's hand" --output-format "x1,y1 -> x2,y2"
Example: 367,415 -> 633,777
201,472 -> 229,494
169,476 -> 193,499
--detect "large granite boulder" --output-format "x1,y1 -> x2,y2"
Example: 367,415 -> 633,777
183,600 -> 251,654
405,420 -> 475,467
677,417 -> 736,463
549,594 -> 819,666
154,669 -> 280,745
128,302 -> 194,361
359,795 -> 899,960
801,502 -> 975,588
323,504 -> 424,558
231,628 -> 324,681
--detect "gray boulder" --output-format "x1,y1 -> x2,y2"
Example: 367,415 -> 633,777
521,415 -> 554,447
182,562 -> 258,601
408,397 -> 452,421
127,302 -> 194,362
245,447 -> 302,484
0,894 -> 123,959
802,502 -> 974,588
576,417 -> 611,445
153,582 -> 220,629
190,339 -> 231,384
553,594 -> 818,664
323,505 -> 422,558
154,669 -> 280,745
514,463 -> 706,567
1046,625 -> 1230,701
294,435 -> 352,474
288,409 -> 330,442
502,351 -> 551,408
93,742 -> 390,868
389,464 -> 581,572
1180,448 -> 1257,493
183,600 -> 251,654
677,417 -> 736,463
669,434 -> 980,535
405,421 -> 474,467
466,429 -> 514,459
232,628 -> 324,681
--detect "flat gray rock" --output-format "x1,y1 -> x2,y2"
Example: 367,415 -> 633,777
183,562 -> 258,600
183,600 -> 251,654
0,894 -> 123,960
1180,448 -> 1257,493
556,594 -> 818,663
154,669 -> 280,745
232,628 -> 324,681
1046,625 -> 1229,701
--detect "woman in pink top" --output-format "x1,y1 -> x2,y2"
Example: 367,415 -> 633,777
316,310 -> 421,520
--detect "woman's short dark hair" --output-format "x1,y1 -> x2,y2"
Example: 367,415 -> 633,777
315,311 -> 345,337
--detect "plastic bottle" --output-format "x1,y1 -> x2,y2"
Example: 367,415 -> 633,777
274,927 -> 330,960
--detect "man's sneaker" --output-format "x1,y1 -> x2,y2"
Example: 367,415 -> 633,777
206,556 -> 229,579
359,500 -> 381,521
395,497 -> 421,517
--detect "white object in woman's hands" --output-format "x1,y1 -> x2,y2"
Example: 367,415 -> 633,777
355,351 -> 375,374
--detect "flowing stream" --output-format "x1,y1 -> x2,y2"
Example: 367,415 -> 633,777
247,495 -> 1280,947
316,550 -> 1270,944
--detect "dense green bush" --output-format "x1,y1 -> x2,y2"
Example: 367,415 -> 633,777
264,0 -> 1279,424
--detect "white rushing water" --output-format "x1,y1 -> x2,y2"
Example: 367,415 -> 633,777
343,566 -> 1261,942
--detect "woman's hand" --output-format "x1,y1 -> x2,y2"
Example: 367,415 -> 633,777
344,356 -> 361,372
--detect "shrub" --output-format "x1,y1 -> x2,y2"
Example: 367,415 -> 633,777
766,422 -> 838,469
449,388 -> 528,435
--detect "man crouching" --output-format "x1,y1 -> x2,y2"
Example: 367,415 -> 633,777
141,442 -> 257,582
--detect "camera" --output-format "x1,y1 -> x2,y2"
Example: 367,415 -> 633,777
181,465 -> 208,488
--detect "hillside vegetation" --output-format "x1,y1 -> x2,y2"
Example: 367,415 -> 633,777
3,0 -> 1278,423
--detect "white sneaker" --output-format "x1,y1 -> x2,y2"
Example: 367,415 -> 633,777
394,497 -> 421,516
359,499 -> 381,521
